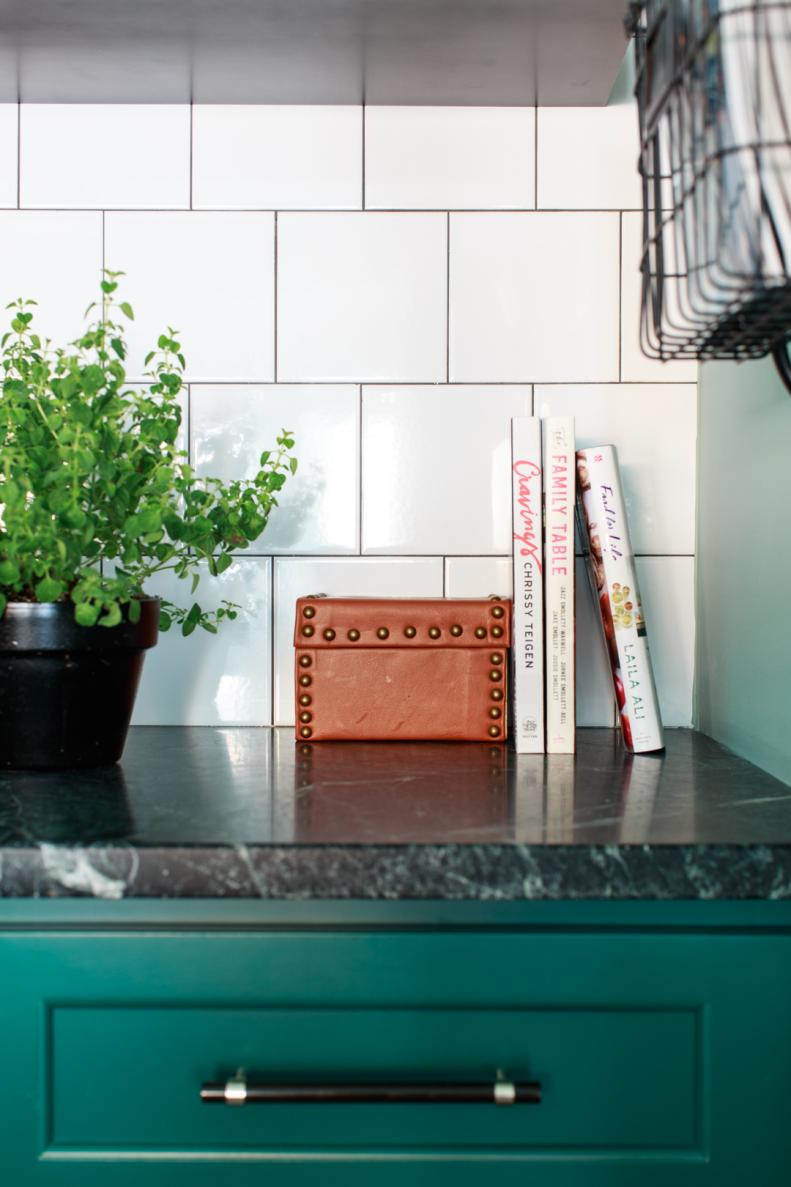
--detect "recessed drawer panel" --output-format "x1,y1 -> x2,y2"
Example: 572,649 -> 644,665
49,1003 -> 699,1155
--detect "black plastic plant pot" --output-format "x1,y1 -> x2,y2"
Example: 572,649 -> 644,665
0,598 -> 159,770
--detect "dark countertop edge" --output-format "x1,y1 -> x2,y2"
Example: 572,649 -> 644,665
2,841 -> 791,901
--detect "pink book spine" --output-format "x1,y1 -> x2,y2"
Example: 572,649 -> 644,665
543,417 -> 576,754
510,417 -> 544,753
576,445 -> 664,754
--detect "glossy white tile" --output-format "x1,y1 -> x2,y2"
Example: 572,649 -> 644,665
635,556 -> 695,728
0,105 -> 17,207
132,558 -> 273,726
444,556 -> 512,598
104,212 -> 274,381
20,105 -> 190,209
273,557 -> 443,724
191,384 -> 360,553
450,213 -> 620,382
192,105 -> 362,209
537,105 -> 641,211
365,106 -> 535,210
535,383 -> 697,555
362,385 -> 531,554
277,213 -> 447,382
621,212 -> 699,383
0,211 -> 102,345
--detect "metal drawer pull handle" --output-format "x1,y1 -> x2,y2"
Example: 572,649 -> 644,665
200,1072 -> 541,1106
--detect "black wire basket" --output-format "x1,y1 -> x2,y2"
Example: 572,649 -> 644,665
627,0 -> 791,388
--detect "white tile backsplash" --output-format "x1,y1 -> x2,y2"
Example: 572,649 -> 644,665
535,383 -> 697,555
133,559 -> 273,726
621,212 -> 699,383
537,105 -> 641,211
191,384 -> 360,554
277,213 -> 447,381
20,105 -> 190,209
362,386 -> 531,554
104,212 -> 274,380
192,106 -> 362,210
365,107 -> 535,210
0,211 -> 102,344
450,213 -> 620,382
0,105 -> 17,206
273,557 -> 443,724
10,100 -> 698,730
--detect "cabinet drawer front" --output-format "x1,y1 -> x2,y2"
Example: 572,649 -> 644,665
50,1003 -> 698,1154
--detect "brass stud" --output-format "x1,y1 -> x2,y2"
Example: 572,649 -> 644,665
299,694 -> 311,706
323,628 -> 336,641
428,627 -> 441,639
404,625 -> 417,638
302,624 -> 315,637
347,628 -> 360,641
299,655 -> 312,668
489,669 -> 502,681
488,725 -> 501,737
299,673 -> 312,686
300,727 -> 312,739
303,605 -> 316,618
490,652 -> 503,664
491,688 -> 503,701
491,625 -> 504,638
491,605 -> 505,619
300,745 -> 312,755
450,624 -> 463,637
377,627 -> 389,640
474,627 -> 487,639
299,711 -> 312,724
489,707 -> 502,719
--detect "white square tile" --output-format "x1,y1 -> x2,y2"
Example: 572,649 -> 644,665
635,556 -> 695,728
535,383 -> 697,555
0,212 -> 102,345
20,105 -> 190,209
450,213 -> 620,382
273,557 -> 443,724
444,556 -> 512,598
0,105 -> 17,206
362,385 -> 531,554
446,557 -> 616,727
192,105 -> 362,210
575,557 -> 618,727
537,105 -> 641,211
132,558 -> 273,726
191,384 -> 360,554
365,107 -> 535,210
277,213 -> 446,382
104,212 -> 274,381
621,212 -> 699,383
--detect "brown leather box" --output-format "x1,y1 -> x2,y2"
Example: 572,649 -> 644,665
293,596 -> 511,742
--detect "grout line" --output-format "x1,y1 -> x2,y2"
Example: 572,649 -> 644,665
445,212 -> 450,383
273,211 -> 278,382
124,378 -> 695,390
10,206 -> 643,215
269,558 -> 277,729
101,209 -> 105,277
442,558 -> 447,596
357,384 -> 363,555
186,382 -> 192,466
361,105 -> 366,210
533,109 -> 538,210
189,103 -> 194,209
618,211 -> 623,382
16,102 -> 21,208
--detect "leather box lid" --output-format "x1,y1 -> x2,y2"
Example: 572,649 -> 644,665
293,597 -> 511,649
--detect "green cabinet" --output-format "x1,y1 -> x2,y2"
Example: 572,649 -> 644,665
2,903 -> 791,1185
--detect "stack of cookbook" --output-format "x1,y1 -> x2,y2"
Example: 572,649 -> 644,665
510,417 -> 664,756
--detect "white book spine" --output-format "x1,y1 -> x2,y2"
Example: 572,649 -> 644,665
510,417 -> 544,753
543,417 -> 576,754
577,445 -> 664,754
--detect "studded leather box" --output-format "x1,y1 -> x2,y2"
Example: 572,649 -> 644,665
294,597 -> 511,742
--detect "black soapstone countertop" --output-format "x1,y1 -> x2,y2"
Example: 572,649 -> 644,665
1,727 -> 790,900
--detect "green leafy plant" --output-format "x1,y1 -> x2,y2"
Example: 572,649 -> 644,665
0,271 -> 296,635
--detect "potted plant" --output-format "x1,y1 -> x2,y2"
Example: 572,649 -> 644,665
0,272 -> 296,770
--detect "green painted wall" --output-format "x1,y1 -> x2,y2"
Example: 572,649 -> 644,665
696,355 -> 791,786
